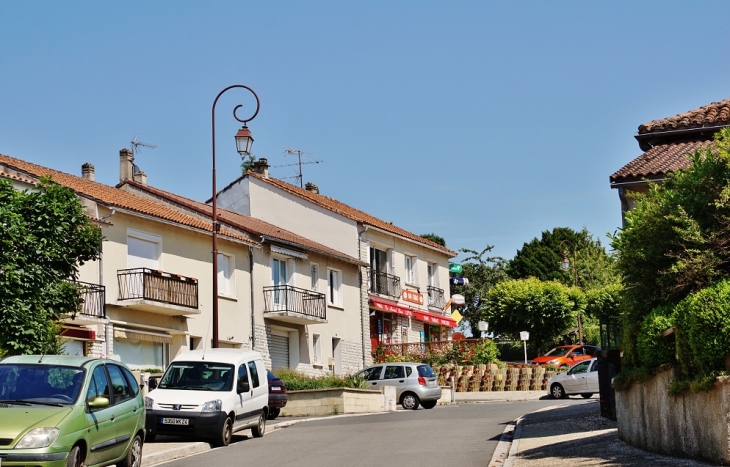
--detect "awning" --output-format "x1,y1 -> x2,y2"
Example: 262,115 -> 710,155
114,328 -> 172,344
369,299 -> 457,328
61,327 -> 96,341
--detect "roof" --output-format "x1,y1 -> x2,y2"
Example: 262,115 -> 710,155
639,98 -> 730,135
119,179 -> 365,266
610,140 -> 714,184
0,154 -> 258,247
238,172 -> 457,257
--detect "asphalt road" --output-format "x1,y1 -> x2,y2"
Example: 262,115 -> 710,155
159,399 -> 592,467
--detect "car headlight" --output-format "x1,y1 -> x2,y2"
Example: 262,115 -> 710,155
144,397 -> 154,409
16,428 -> 59,449
201,400 -> 222,412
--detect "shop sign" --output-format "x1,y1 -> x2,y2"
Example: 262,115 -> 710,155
402,289 -> 424,305
449,263 -> 463,274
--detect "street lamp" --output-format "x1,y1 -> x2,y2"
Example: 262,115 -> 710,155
558,239 -> 582,345
211,85 -> 260,348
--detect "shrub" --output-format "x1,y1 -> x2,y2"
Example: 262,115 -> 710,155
636,304 -> 676,369
470,339 -> 499,365
273,368 -> 367,391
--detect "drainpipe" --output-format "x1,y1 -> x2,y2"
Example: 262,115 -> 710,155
98,209 -> 116,357
249,248 -> 256,350
358,226 -> 369,367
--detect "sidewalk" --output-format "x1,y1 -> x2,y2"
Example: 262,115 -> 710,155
494,401 -> 715,467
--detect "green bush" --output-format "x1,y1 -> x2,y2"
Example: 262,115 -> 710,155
636,304 -> 676,369
273,368 -> 367,391
676,279 -> 730,378
470,339 -> 500,365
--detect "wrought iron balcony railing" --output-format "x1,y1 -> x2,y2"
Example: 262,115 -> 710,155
117,268 -> 199,309
75,281 -> 106,319
263,285 -> 326,320
368,269 -> 402,299
427,286 -> 446,309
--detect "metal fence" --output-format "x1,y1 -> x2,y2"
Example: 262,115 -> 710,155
76,281 -> 106,318
117,268 -> 198,309
368,269 -> 402,299
427,286 -> 446,309
263,285 -> 326,320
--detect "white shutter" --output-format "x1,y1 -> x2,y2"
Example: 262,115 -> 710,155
218,254 -> 230,295
127,236 -> 159,269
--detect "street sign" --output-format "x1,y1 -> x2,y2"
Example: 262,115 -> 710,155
451,309 -> 463,324
450,277 -> 469,287
449,263 -> 463,274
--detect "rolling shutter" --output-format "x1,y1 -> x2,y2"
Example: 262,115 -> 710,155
127,235 -> 159,270
269,334 -> 289,370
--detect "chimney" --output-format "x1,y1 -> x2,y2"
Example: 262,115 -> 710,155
305,182 -> 319,194
81,163 -> 95,181
119,148 -> 134,182
133,170 -> 148,186
252,158 -> 269,177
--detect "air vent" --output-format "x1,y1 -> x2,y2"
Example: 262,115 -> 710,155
0,438 -> 13,445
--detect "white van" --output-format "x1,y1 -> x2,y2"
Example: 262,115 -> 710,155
144,349 -> 269,446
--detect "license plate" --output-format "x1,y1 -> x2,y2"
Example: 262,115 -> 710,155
271,387 -> 281,391
428,380 -> 437,388
161,417 -> 189,425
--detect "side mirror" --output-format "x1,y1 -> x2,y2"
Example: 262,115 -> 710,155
237,380 -> 250,394
148,378 -> 158,390
88,396 -> 110,408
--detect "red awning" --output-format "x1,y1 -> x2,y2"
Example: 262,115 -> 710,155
61,327 -> 96,341
369,299 -> 457,328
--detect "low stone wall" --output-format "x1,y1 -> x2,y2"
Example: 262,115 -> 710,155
435,364 -> 558,392
283,386 -> 396,417
616,367 -> 730,465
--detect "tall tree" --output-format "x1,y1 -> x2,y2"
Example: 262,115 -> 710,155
0,177 -> 102,355
420,233 -> 446,247
450,245 -> 509,331
507,227 -> 617,289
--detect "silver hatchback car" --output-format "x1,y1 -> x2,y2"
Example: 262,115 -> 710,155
356,362 -> 441,410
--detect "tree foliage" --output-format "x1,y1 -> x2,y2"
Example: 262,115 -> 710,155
610,128 -> 730,366
0,177 -> 102,355
450,245 -> 508,331
419,233 -> 446,247
507,227 -> 618,290
480,277 -> 585,354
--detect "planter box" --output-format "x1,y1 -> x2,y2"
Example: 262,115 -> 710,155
616,367 -> 730,464
283,387 -> 395,417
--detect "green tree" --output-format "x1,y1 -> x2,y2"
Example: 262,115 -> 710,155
450,245 -> 508,331
507,227 -> 617,290
0,177 -> 102,355
240,153 -> 258,173
610,128 -> 730,366
420,233 -> 446,247
481,277 -> 586,354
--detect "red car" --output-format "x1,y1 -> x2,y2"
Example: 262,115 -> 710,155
531,345 -> 600,368
267,370 -> 288,419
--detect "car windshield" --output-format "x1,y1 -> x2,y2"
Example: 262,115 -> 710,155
544,347 -> 572,357
159,362 -> 235,391
417,365 -> 436,378
0,364 -> 84,405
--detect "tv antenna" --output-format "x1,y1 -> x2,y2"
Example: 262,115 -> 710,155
275,148 -> 322,188
130,135 -> 157,158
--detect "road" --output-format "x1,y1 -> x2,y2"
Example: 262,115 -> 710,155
158,399 -> 594,467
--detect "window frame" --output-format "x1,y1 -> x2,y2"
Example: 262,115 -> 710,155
404,254 -> 417,285
327,267 -> 343,307
217,251 -> 235,297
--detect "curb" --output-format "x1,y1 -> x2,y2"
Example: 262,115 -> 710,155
488,404 -> 565,467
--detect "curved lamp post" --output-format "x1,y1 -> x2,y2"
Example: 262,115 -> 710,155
559,239 -> 582,345
211,85 -> 260,348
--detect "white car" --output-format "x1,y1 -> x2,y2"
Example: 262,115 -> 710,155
547,357 -> 599,399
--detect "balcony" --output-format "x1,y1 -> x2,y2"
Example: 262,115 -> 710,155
61,281 -> 106,325
368,269 -> 401,299
117,268 -> 199,316
427,286 -> 446,309
263,285 -> 327,325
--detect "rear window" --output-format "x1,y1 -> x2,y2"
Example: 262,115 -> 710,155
417,365 -> 436,378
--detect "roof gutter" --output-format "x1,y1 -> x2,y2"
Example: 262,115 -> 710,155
635,123 -> 727,151
364,224 -> 457,258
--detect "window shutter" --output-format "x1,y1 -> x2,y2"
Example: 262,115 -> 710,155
127,236 -> 159,270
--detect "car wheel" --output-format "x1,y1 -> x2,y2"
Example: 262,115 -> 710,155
213,416 -> 233,447
268,407 -> 280,420
421,400 -> 437,409
550,383 -> 567,399
401,392 -> 420,410
581,393 -> 593,399
119,434 -> 143,467
252,410 -> 266,438
66,445 -> 81,467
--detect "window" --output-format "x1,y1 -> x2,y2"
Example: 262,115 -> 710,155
313,334 -> 321,364
310,263 -> 319,291
327,268 -> 342,306
405,255 -> 417,284
87,366 -> 110,412
107,364 -> 132,404
272,257 -> 292,307
127,229 -> 161,270
218,252 -> 234,296
427,262 -> 438,287
247,361 -> 260,388
384,365 -> 405,379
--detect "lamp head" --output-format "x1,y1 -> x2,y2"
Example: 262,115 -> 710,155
235,125 -> 254,155
560,256 -> 570,270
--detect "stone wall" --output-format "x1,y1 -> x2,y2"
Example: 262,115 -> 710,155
283,386 -> 396,417
616,367 -> 730,465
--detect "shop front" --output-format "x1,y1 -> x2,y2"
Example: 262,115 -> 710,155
368,298 -> 456,350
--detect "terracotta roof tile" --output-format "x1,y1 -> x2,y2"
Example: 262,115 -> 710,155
610,140 -> 714,183
0,170 -> 36,185
639,98 -> 730,135
120,180 -> 365,266
0,154 -> 258,246
242,172 -> 457,257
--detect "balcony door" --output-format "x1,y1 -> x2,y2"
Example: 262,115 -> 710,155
369,247 -> 388,294
272,258 -> 289,309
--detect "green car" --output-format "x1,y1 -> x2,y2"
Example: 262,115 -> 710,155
0,355 -> 145,467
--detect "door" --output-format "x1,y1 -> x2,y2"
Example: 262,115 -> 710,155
269,333 -> 290,370
106,364 -> 142,454
360,366 -> 384,390
586,360 -> 600,392
272,258 -> 288,308
84,365 -> 124,466
563,360 -> 591,392
381,365 -> 408,396
234,363 -> 254,428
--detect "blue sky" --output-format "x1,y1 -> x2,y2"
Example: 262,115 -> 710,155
2,2 -> 730,261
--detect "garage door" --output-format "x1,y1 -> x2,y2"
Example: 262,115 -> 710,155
269,333 -> 289,370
